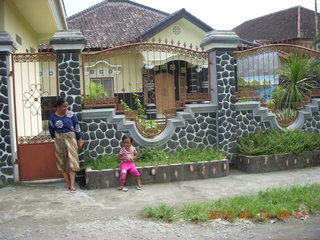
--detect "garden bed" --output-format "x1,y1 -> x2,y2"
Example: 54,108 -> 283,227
85,159 -> 229,189
236,130 -> 320,173
236,150 -> 320,173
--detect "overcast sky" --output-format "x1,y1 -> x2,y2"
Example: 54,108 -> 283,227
63,0 -> 318,30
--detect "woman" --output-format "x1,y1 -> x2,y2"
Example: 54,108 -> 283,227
49,98 -> 83,193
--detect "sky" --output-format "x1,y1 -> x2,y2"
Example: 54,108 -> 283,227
63,0 -> 318,30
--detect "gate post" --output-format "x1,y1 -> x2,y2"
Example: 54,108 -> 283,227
200,30 -> 240,160
50,30 -> 86,113
0,31 -> 17,183
50,30 -> 86,164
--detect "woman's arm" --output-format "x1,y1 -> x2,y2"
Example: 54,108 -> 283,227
48,118 -> 55,139
72,113 -> 83,148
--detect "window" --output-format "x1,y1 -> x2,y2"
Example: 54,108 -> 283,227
16,34 -> 22,45
90,77 -> 114,97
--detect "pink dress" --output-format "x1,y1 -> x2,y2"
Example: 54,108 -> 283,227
119,146 -> 140,183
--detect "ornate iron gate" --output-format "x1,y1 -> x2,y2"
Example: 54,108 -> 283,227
11,52 -> 62,180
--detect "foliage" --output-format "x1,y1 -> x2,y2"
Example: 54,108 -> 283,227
236,130 -> 320,156
275,108 -> 296,125
142,184 -> 320,223
271,85 -> 286,110
86,82 -> 108,100
278,54 -> 319,109
121,93 -> 162,137
84,147 -> 224,170
314,35 -> 320,46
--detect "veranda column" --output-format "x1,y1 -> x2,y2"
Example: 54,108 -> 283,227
50,30 -> 86,113
0,31 -> 17,183
200,30 -> 240,160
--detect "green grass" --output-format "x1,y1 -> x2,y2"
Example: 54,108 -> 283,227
0,181 -> 26,189
142,184 -> 320,223
84,147 -> 225,170
237,130 -> 320,156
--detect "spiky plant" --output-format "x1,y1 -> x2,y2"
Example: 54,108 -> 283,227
279,54 -> 319,109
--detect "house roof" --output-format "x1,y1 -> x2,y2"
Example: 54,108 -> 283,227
233,6 -> 320,43
67,0 -> 213,49
136,8 -> 213,41
67,0 -> 168,49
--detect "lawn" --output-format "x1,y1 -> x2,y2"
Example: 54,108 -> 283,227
84,147 -> 225,170
142,184 -> 320,223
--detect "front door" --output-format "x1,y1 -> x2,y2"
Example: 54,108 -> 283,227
155,73 -> 175,114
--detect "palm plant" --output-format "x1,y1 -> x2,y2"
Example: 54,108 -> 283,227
278,54 -> 319,109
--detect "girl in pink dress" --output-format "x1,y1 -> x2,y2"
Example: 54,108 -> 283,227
118,135 -> 142,191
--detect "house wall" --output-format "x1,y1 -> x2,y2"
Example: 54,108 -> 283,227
83,52 -> 143,95
3,0 -> 38,53
151,18 -> 206,49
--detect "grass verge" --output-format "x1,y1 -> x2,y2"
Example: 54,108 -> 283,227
85,147 -> 224,170
142,184 -> 320,223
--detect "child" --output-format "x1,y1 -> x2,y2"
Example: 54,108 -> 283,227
118,135 -> 142,191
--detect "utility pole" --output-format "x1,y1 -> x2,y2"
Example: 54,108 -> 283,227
316,0 -> 319,50
316,0 -> 319,36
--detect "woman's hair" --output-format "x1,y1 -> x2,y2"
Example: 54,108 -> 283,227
122,135 -> 133,143
54,98 -> 66,107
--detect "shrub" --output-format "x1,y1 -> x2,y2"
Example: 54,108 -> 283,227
237,130 -> 320,156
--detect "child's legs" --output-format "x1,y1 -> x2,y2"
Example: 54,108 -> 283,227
135,176 -> 141,186
128,163 -> 141,185
119,163 -> 131,184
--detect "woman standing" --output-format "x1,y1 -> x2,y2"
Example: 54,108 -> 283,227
49,98 -> 83,193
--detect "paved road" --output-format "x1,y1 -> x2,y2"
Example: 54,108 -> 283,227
0,167 -> 320,240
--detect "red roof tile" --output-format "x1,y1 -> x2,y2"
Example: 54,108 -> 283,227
67,0 -> 169,49
233,6 -> 320,43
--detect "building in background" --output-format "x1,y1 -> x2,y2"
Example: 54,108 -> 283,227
233,6 -> 320,49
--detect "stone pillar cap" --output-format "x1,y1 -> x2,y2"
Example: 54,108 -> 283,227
50,30 -> 86,51
0,31 -> 17,53
200,30 -> 240,51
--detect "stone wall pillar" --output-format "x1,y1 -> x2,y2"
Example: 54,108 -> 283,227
50,30 -> 86,164
50,30 -> 86,113
0,31 -> 17,183
200,30 -> 240,160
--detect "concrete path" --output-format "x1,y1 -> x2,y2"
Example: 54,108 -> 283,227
0,167 -> 320,240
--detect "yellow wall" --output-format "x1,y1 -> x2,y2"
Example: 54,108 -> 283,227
0,0 -> 4,30
151,18 -> 207,50
83,52 -> 143,95
3,0 -> 38,53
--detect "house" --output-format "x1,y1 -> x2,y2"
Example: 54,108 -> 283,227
233,6 -> 320,49
66,0 -> 214,118
0,0 -> 68,183
0,0 -> 67,53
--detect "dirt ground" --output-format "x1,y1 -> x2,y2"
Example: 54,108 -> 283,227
1,167 -> 320,240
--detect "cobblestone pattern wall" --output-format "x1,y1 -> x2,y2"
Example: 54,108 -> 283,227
216,50 -> 237,159
236,110 -> 271,137
82,112 -> 217,160
0,53 -> 13,183
163,113 -> 217,152
302,102 -> 320,133
58,53 -> 82,113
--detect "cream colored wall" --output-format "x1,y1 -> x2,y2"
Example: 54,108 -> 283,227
4,0 -> 38,53
83,52 -> 143,95
13,59 -> 57,138
151,18 -> 207,49
0,0 -> 4,30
